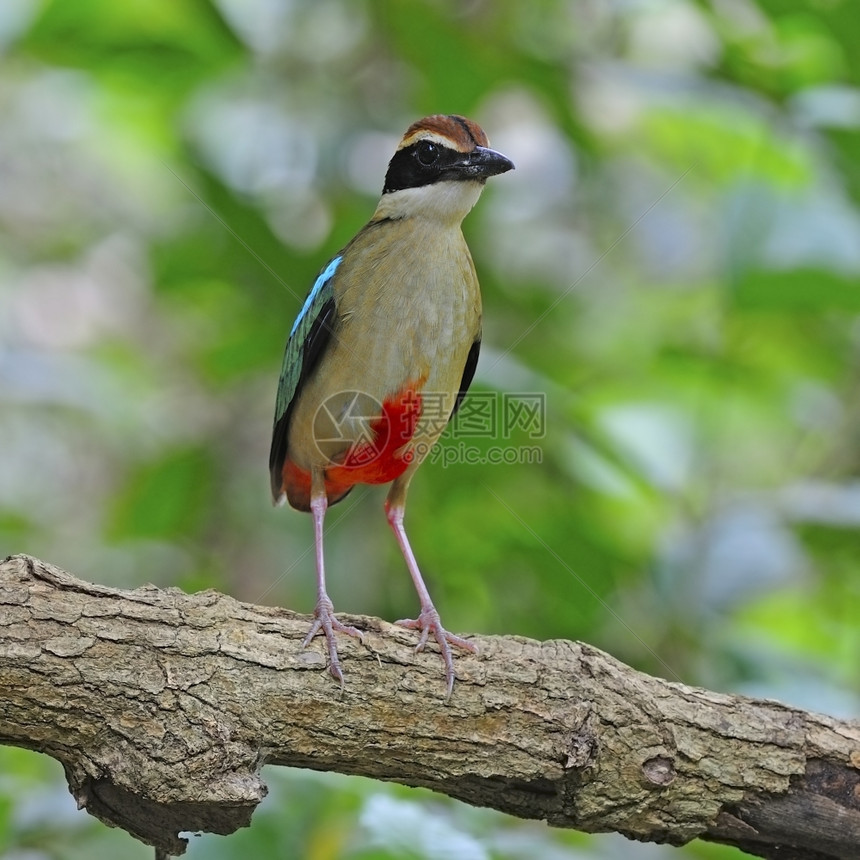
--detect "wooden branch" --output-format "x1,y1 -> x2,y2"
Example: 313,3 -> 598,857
0,554 -> 858,858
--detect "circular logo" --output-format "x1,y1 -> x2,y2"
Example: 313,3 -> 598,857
312,389 -> 389,467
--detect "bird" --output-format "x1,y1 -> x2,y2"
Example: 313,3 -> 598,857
269,114 -> 514,697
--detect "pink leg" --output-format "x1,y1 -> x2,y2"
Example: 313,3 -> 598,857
303,488 -> 363,686
385,499 -> 477,700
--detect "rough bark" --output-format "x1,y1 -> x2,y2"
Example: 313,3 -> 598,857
0,554 -> 858,858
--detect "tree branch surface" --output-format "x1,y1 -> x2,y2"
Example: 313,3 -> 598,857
0,555 -> 858,858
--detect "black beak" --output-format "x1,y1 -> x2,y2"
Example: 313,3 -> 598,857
453,146 -> 515,181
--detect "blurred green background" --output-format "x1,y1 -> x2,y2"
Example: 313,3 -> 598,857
1,0 -> 858,857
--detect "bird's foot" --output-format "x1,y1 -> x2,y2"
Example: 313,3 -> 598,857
303,595 -> 364,686
396,606 -> 477,700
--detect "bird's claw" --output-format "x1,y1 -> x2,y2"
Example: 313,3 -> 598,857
396,607 -> 477,700
304,596 -> 364,686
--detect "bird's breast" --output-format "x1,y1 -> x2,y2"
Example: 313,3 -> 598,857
338,220 -> 480,386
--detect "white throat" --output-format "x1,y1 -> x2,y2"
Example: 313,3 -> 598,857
373,180 -> 485,226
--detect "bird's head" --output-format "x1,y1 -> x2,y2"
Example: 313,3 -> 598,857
377,114 -> 514,223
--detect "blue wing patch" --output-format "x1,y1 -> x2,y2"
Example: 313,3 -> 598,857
290,255 -> 342,337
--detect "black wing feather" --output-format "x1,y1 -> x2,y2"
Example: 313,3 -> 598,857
451,338 -> 481,418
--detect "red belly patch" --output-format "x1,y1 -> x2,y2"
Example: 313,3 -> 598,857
331,384 -> 422,485
283,381 -> 424,509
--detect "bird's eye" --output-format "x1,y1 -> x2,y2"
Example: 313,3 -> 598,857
415,141 -> 440,166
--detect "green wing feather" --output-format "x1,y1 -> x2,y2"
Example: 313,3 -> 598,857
269,255 -> 342,496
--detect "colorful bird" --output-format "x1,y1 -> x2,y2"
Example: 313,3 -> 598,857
269,114 -> 513,697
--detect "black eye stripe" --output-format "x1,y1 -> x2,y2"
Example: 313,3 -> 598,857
383,140 -> 465,193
